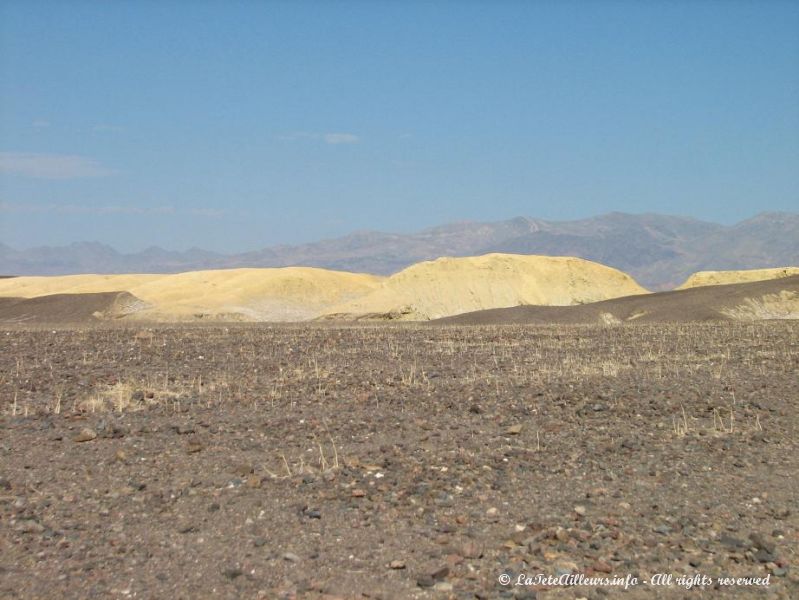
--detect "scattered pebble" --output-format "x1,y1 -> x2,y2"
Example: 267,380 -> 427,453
73,428 -> 97,443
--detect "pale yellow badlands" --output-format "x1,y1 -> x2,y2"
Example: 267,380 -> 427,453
0,255 -> 650,321
322,254 -> 649,320
0,268 -> 384,321
677,267 -> 799,290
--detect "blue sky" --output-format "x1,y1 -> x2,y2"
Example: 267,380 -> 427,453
1,0 -> 798,252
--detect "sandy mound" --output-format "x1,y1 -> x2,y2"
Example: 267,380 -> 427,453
0,268 -> 383,321
321,254 -> 648,320
436,275 -> 799,325
0,292 -> 148,324
677,267 -> 799,289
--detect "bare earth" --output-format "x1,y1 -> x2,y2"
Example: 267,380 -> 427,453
436,276 -> 799,325
1,323 -> 797,599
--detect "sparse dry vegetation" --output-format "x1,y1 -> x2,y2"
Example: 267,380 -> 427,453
1,321 -> 797,598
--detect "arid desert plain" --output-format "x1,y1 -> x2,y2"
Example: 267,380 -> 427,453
4,0 -> 799,596
1,259 -> 798,599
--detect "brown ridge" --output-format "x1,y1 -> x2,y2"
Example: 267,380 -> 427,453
433,275 -> 799,325
0,291 -> 148,324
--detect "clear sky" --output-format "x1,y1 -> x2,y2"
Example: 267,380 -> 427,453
1,0 -> 798,252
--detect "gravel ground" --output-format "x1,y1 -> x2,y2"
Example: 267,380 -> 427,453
1,323 -> 797,599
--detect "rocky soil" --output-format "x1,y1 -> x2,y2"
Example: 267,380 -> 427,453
1,323 -> 797,599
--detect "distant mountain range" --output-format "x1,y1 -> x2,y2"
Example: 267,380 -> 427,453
2,211 -> 797,289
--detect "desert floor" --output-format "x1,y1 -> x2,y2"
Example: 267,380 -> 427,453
1,323 -> 797,599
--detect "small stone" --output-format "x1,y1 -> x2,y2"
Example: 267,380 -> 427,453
620,438 -> 639,450
749,533 -> 776,554
653,524 -> 672,535
719,534 -> 746,549
186,439 -> 204,454
554,561 -> 578,576
505,424 -> 523,435
753,548 -> 776,563
592,561 -> 613,574
574,505 -> 587,517
253,537 -> 267,547
73,428 -> 97,442
351,489 -> 366,498
15,519 -> 44,533
460,540 -> 483,559
431,566 -> 449,580
246,476 -> 263,489
107,425 -> 127,439
282,552 -> 301,562
486,507 -> 498,516
306,509 -> 321,519
223,567 -> 242,579
433,582 -> 453,592
416,576 -> 435,588
445,554 -> 463,566
233,463 -> 253,477
509,530 -> 527,545
389,560 -> 406,570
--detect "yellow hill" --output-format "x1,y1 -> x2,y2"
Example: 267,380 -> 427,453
321,254 -> 649,320
0,268 -> 384,321
0,256 -> 651,322
677,267 -> 799,290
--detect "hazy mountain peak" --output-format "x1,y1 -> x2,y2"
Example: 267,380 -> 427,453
1,211 -> 796,288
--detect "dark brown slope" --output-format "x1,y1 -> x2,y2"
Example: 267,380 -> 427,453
0,291 -> 147,324
434,275 -> 799,325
